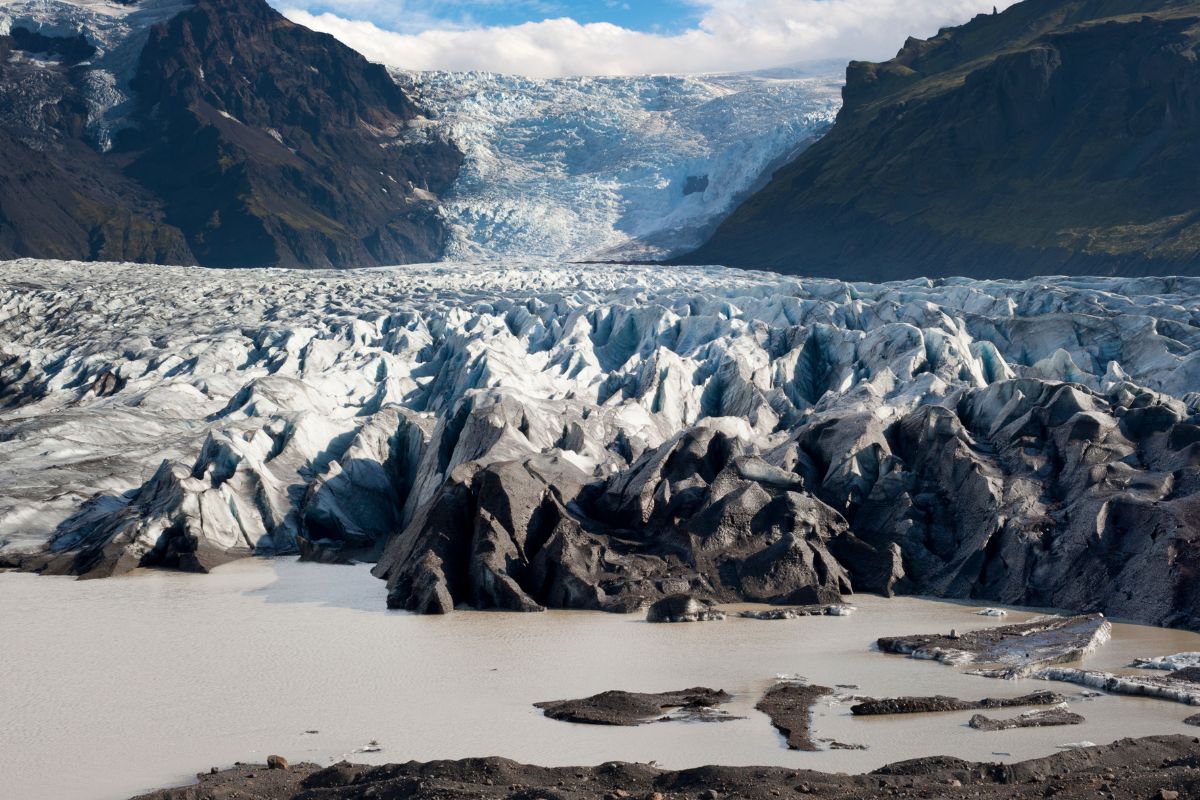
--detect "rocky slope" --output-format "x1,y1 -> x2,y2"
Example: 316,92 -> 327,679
2,261 -> 1199,629
0,0 -> 461,267
681,0 -> 1200,279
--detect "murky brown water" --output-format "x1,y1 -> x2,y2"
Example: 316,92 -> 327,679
3,559 -> 1199,800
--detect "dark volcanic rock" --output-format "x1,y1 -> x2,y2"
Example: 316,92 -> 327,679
969,707 -> 1085,731
125,736 -> 1200,800
374,370 -> 1200,627
878,614 -> 1112,679
296,537 -> 356,566
851,691 -> 1066,716
646,594 -> 725,623
755,681 -> 833,751
534,688 -> 734,726
738,604 -> 854,620
678,0 -> 1200,279
374,421 -> 858,614
0,23 -> 194,264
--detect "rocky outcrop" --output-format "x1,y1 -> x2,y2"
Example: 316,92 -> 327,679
123,0 -> 461,268
680,0 -> 1200,279
0,0 -> 461,267
0,25 -> 192,264
534,688 -> 734,726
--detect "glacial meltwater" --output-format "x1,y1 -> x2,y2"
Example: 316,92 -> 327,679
4,560 -> 1200,800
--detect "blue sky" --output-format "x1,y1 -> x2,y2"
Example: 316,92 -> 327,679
279,1 -> 701,35
277,0 -> 1018,77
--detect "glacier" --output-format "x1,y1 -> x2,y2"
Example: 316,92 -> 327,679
2,260 -> 1199,627
0,0 -> 190,150
392,68 -> 842,260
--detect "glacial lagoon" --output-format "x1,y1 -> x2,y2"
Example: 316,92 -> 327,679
3,559 -> 1200,800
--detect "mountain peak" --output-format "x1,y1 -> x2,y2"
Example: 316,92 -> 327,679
0,0 -> 463,267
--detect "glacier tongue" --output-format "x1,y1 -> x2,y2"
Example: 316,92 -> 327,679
393,69 -> 842,260
2,261 -> 1200,625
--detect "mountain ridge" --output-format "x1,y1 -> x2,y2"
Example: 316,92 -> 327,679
678,0 -> 1200,279
0,0 -> 462,267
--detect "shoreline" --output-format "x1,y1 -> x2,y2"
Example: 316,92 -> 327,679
129,736 -> 1200,800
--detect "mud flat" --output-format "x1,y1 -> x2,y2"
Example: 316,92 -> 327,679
130,736 -> 1200,800
536,689 -> 735,726
851,691 -> 1065,716
756,682 -> 835,751
968,707 -> 1085,731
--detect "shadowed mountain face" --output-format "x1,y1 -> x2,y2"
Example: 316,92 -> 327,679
0,0 -> 462,268
680,0 -> 1200,279
123,0 -> 461,268
0,24 -> 193,264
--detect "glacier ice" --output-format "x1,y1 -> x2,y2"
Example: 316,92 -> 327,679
392,69 -> 842,261
2,261 -> 1200,624
1036,668 -> 1200,706
0,0 -> 191,150
877,615 -> 1113,680
1132,653 -> 1200,671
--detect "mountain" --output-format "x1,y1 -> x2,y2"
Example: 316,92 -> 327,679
393,68 -> 840,261
680,0 -> 1200,279
0,0 -> 461,267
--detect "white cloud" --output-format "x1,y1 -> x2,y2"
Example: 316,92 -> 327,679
281,0 -> 1020,78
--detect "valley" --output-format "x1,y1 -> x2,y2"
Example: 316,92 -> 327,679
2,1 -> 1200,798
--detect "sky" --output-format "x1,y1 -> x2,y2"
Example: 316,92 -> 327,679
274,0 -> 1019,78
